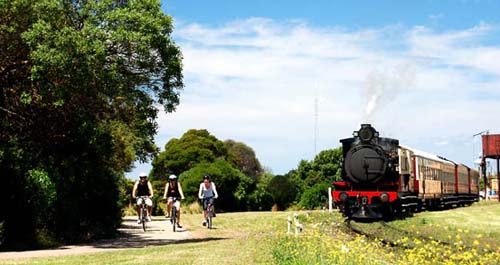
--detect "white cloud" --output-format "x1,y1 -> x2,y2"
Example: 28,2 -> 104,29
129,18 -> 500,178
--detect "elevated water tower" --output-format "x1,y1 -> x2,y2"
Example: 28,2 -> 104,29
482,134 -> 500,201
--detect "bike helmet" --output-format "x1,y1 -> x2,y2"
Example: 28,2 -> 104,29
139,172 -> 148,178
168,174 -> 177,181
203,175 -> 211,180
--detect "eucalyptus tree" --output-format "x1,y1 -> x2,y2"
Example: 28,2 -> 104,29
225,139 -> 263,180
151,129 -> 228,180
0,0 -> 183,248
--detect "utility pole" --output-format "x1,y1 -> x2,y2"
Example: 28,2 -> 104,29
497,158 -> 500,202
474,130 -> 488,199
314,94 -> 318,156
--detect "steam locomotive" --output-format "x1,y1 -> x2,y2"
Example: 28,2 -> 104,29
332,124 -> 479,220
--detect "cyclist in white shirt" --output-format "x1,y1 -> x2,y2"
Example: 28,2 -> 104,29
198,175 -> 218,226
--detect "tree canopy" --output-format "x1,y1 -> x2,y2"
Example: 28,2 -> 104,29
0,0 -> 183,249
151,128 -> 343,212
151,129 -> 228,180
279,147 -> 342,209
295,148 -> 342,187
151,129 -> 268,212
225,139 -> 263,180
180,159 -> 253,211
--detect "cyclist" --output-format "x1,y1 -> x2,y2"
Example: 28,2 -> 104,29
132,172 -> 154,224
198,175 -> 218,226
163,174 -> 185,228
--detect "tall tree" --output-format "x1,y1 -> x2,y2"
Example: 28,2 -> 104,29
267,174 -> 301,210
225,139 -> 263,180
295,148 -> 342,188
151,129 -> 227,180
0,0 -> 183,249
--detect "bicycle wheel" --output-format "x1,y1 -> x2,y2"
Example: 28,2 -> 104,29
207,205 -> 213,229
172,206 -> 177,232
141,206 -> 146,232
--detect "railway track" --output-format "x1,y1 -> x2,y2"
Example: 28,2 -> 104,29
344,220 -> 402,248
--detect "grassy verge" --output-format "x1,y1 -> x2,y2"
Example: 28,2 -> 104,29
353,201 -> 500,250
3,202 -> 500,264
271,202 -> 500,264
1,211 -> 289,265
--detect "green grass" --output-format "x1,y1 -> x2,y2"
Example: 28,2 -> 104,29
354,201 -> 500,250
2,202 -> 500,264
1,211 -> 289,265
280,202 -> 500,264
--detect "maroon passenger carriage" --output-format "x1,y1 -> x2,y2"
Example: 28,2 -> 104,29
332,124 -> 479,221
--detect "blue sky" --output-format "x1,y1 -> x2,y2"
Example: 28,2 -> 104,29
128,0 -> 500,179
163,0 -> 500,29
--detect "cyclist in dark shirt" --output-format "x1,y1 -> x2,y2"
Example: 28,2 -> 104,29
163,174 -> 185,228
132,172 -> 154,224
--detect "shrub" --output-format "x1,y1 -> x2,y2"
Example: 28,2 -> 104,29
267,174 -> 301,210
299,182 -> 330,209
184,202 -> 202,214
0,222 -> 4,246
180,159 -> 252,212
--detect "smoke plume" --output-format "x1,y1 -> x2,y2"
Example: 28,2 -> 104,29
362,64 -> 416,123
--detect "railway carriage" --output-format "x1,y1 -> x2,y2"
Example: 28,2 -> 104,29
333,124 -> 479,220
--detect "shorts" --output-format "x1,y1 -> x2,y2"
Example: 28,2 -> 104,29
136,197 -> 153,207
167,197 -> 181,209
202,197 -> 214,210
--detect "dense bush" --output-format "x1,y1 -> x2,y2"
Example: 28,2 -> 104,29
299,182 -> 330,209
0,222 -> 3,246
119,178 -> 136,214
267,174 -> 302,210
180,159 -> 252,211
151,180 -> 166,216
281,147 -> 342,210
246,173 -> 274,211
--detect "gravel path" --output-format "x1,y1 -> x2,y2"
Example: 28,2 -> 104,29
0,216 -> 191,260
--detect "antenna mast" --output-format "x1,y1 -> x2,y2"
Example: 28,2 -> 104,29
314,85 -> 319,156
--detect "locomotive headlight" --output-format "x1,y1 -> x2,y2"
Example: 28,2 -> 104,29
339,192 -> 348,202
380,193 -> 389,203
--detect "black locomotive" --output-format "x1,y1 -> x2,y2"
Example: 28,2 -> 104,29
333,124 -> 479,221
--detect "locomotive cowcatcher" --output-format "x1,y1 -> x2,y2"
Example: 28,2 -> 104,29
333,124 -> 479,221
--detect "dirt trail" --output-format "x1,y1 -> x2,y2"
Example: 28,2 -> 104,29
0,216 -> 191,260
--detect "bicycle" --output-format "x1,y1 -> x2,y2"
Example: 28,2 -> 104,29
203,197 -> 216,229
137,196 -> 150,232
168,197 -> 180,232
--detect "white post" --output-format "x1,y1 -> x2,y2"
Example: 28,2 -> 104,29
328,187 -> 333,212
287,215 -> 292,234
293,213 -> 302,236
